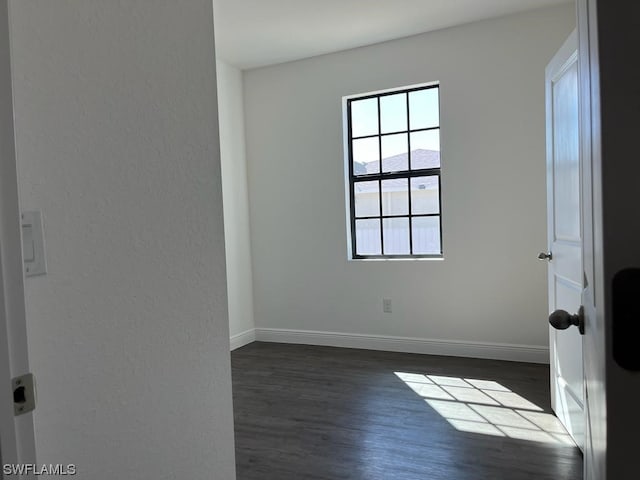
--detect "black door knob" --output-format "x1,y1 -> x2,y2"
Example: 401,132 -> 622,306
549,306 -> 585,335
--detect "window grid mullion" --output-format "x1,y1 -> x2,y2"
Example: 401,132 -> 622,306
377,97 -> 384,255
354,213 -> 441,220
351,125 -> 440,141
352,168 -> 441,181
406,92 -> 413,255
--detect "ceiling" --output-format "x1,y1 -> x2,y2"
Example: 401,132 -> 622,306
212,0 -> 571,70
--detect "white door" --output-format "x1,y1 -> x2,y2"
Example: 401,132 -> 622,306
576,3 -> 605,476
544,31 -> 584,450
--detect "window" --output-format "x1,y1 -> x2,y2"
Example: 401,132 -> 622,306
346,84 -> 442,259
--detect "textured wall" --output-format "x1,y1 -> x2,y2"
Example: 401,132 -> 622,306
244,5 -> 575,351
10,1 -> 236,478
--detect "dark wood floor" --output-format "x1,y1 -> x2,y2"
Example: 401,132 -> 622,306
232,342 -> 582,480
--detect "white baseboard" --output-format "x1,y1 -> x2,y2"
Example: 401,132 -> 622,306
254,328 -> 549,364
230,328 -> 256,351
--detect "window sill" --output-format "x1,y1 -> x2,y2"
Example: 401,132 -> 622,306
348,256 -> 444,262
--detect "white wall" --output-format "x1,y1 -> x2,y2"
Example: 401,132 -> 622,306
244,5 -> 576,356
216,60 -> 255,346
10,1 -> 236,478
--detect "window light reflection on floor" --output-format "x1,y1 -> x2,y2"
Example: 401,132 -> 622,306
394,372 -> 575,446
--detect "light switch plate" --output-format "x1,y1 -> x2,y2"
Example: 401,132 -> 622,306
21,211 -> 47,277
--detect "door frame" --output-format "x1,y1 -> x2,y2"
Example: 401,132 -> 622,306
0,0 -> 37,471
579,0 -> 640,478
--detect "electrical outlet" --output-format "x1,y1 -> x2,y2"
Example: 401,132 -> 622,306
383,298 -> 392,313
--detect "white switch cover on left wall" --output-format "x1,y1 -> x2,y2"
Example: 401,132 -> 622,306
21,211 -> 46,277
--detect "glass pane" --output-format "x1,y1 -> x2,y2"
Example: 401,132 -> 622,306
380,93 -> 407,134
410,130 -> 440,169
354,181 -> 380,217
383,217 -> 410,255
412,216 -> 441,255
381,178 -> 408,216
553,62 -> 580,241
356,219 -> 381,255
352,137 -> 379,175
350,98 -> 378,137
409,88 -> 439,130
411,176 -> 439,214
381,133 -> 408,172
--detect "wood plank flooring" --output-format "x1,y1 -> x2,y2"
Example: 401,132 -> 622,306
232,342 -> 582,480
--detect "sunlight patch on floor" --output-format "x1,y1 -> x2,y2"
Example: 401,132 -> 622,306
394,372 -> 575,446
